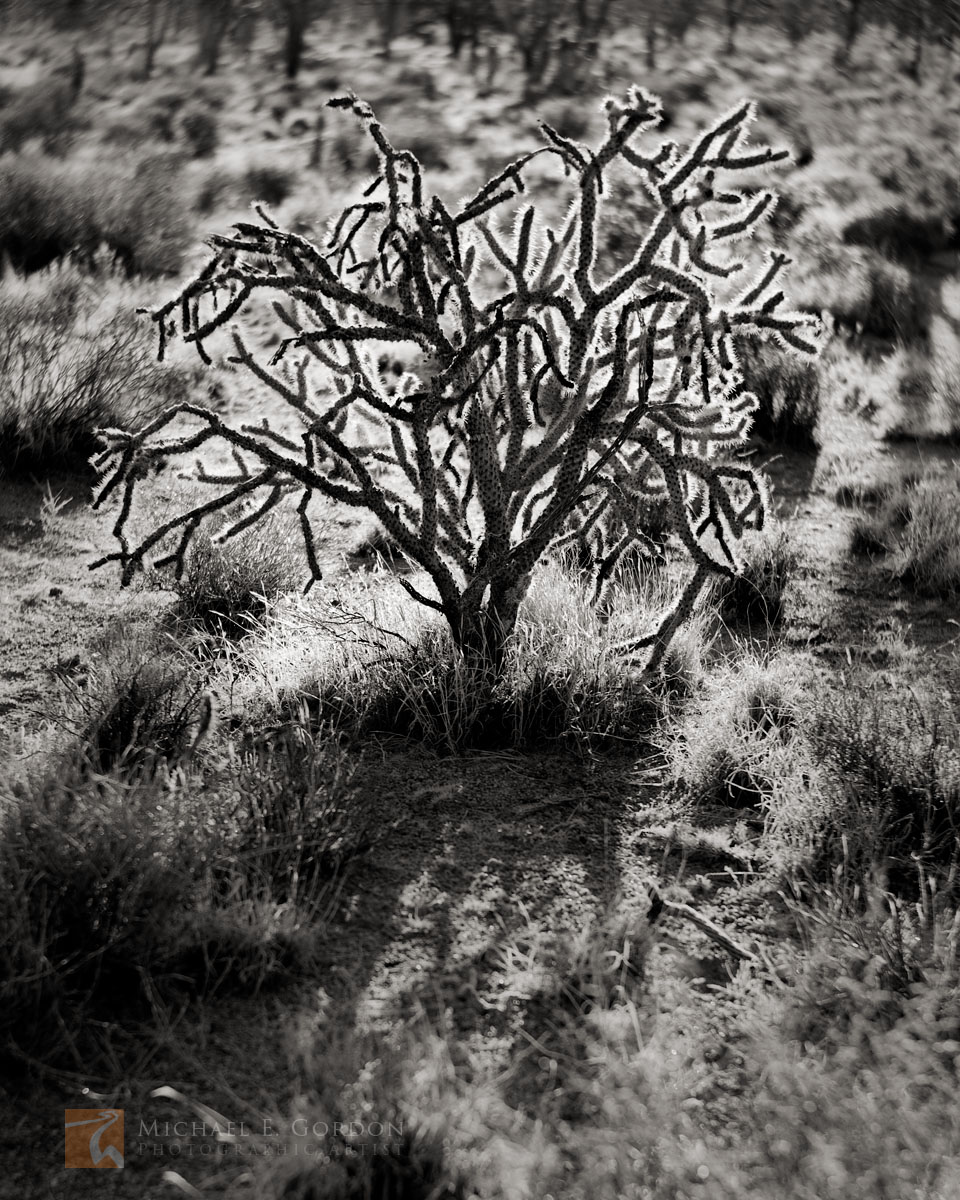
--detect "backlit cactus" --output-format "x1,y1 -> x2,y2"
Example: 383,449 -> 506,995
93,87 -> 818,673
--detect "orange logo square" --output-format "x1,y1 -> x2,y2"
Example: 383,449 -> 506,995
64,1110 -> 124,1168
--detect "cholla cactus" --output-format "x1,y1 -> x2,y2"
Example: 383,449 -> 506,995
92,87 -> 818,674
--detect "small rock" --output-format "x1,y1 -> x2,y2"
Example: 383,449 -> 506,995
49,586 -> 63,598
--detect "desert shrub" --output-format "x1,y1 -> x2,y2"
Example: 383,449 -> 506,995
393,65 -> 438,100
0,151 -> 192,277
595,169 -> 657,272
843,205 -> 955,263
180,104 -> 219,157
93,90 -> 816,685
809,687 -> 960,894
709,527 -> 798,630
350,520 -> 409,568
388,116 -> 450,170
100,115 -> 152,147
755,97 -> 813,167
245,162 -> 296,206
766,186 -> 805,237
0,725 -> 360,1070
841,256 -> 929,344
0,76 -> 79,154
0,268 -> 194,477
328,124 -> 373,175
69,629 -> 207,777
879,349 -> 960,441
538,97 -> 592,141
850,471 -> 960,594
737,335 -> 821,449
194,165 -> 235,213
169,521 -> 302,638
789,238 -> 928,345
143,89 -> 187,141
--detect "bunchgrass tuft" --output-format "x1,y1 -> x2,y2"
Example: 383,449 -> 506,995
246,558 -> 704,753
710,527 -> 798,632
667,652 -> 818,827
167,520 -> 303,638
808,684 -> 960,897
849,469 -> 960,595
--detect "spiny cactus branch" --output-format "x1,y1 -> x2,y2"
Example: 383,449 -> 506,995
94,86 -> 818,674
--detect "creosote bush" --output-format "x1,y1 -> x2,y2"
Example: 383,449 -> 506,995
93,87 -> 817,682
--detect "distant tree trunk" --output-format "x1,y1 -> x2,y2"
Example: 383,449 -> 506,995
144,0 -> 171,78
723,0 -> 739,53
283,8 -> 306,77
376,0 -> 405,59
69,43 -> 85,96
197,0 -> 234,75
907,0 -> 927,80
446,0 -> 473,57
836,0 -> 862,64
646,19 -> 657,68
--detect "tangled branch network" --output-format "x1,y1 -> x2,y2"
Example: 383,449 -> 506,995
92,86 -> 819,672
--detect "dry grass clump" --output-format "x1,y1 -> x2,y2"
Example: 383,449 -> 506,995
168,519 -> 303,639
850,469 -> 960,595
709,527 -> 798,631
0,266 -> 195,477
0,715 -> 362,1073
808,685 -> 960,896
737,336 -> 822,449
77,636 -> 207,778
249,559 -> 704,752
667,654 -> 820,837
